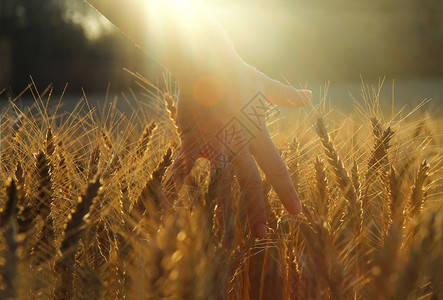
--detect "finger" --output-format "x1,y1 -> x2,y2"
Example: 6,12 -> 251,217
231,150 -> 267,238
264,79 -> 312,108
249,66 -> 312,108
250,131 -> 302,215
163,138 -> 199,204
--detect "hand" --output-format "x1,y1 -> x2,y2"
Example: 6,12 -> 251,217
163,61 -> 312,238
85,0 -> 312,237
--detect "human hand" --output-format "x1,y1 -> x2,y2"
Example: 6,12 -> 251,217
84,0 -> 312,237
163,62 -> 312,238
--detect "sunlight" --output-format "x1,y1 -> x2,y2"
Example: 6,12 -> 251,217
171,0 -> 193,12
70,0 -> 199,40
142,0 -> 203,39
145,0 -> 197,18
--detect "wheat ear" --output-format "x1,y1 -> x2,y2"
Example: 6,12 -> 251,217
366,118 -> 394,184
101,130 -> 113,152
313,156 -> 329,220
408,161 -> 430,218
388,166 -> 404,226
136,121 -> 157,158
55,173 -> 102,299
87,145 -> 101,181
316,117 -> 361,233
1,178 -> 18,228
31,150 -> 56,265
131,148 -> 173,233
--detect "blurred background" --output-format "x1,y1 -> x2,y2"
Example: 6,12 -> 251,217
0,0 -> 442,111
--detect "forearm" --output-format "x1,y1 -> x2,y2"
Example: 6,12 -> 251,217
85,0 -> 173,59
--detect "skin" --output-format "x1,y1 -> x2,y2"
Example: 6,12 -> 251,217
86,0 -> 312,238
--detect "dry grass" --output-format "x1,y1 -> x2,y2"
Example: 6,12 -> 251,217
0,79 -> 442,299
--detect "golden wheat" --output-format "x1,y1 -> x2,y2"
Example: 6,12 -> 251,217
0,80 -> 442,299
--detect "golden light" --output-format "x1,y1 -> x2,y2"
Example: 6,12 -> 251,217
170,0 -> 193,12
141,0 -> 206,59
144,0 -> 198,22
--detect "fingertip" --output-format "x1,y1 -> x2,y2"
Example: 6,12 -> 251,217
295,89 -> 312,107
251,222 -> 267,238
285,192 -> 303,215
303,89 -> 313,97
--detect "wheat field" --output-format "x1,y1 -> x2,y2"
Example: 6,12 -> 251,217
0,79 -> 442,299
